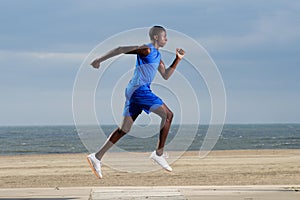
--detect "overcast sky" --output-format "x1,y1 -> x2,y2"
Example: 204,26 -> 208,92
0,0 -> 299,125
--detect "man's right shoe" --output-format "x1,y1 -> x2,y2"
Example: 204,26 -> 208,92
150,151 -> 172,172
87,153 -> 103,178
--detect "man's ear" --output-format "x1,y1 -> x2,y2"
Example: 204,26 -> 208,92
153,34 -> 158,41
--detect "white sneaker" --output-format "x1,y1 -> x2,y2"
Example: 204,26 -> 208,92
87,153 -> 103,178
150,151 -> 172,172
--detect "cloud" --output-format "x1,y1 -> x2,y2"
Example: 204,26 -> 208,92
227,89 -> 300,123
0,50 -> 86,65
199,9 -> 300,54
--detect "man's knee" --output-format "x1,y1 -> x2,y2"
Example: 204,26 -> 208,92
166,110 -> 173,122
160,108 -> 173,121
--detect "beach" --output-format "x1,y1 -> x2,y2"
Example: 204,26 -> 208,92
1,149 -> 300,188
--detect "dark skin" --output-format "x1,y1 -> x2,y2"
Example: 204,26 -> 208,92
91,31 -> 185,159
91,45 -> 151,68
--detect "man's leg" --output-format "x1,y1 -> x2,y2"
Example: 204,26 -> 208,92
152,104 -> 173,156
95,115 -> 139,160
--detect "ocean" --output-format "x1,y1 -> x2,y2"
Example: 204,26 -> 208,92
0,124 -> 299,155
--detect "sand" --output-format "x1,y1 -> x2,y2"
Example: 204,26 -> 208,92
0,149 -> 300,188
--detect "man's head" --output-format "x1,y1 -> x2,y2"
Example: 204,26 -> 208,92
149,25 -> 167,48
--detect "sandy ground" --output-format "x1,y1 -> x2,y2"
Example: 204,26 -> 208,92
0,149 -> 299,188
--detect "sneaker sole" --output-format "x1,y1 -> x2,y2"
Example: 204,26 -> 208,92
87,157 -> 102,179
150,157 -> 172,172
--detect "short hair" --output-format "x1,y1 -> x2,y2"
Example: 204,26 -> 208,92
149,26 -> 166,41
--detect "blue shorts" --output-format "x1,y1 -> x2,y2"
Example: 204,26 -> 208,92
123,84 -> 163,116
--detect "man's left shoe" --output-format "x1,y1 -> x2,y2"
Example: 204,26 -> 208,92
150,151 -> 172,172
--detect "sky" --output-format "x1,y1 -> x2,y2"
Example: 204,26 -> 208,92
0,0 -> 299,125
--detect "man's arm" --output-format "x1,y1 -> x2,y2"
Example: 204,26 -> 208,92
158,48 -> 185,80
90,45 -> 150,68
125,45 -> 150,56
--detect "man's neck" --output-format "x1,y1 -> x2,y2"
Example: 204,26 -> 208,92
151,41 -> 160,49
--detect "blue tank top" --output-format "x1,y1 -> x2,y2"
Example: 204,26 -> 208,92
128,43 -> 161,88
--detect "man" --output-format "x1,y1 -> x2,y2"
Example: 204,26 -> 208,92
87,26 -> 185,178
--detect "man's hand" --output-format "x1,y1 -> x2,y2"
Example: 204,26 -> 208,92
176,48 -> 185,60
91,58 -> 101,69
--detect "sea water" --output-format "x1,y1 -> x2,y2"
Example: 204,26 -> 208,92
0,124 -> 299,155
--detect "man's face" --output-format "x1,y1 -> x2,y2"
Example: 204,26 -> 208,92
157,31 -> 167,47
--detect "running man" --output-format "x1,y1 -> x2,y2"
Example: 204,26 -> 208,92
87,26 -> 185,178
